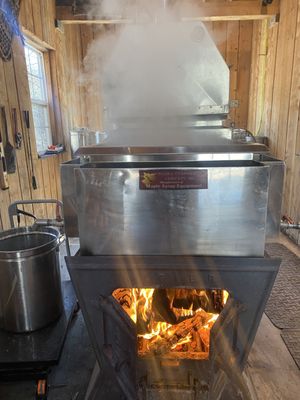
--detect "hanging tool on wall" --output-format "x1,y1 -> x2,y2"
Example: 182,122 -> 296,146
281,215 -> 300,230
12,108 -> 22,149
23,110 -> 37,190
1,106 -> 16,174
0,130 -> 9,189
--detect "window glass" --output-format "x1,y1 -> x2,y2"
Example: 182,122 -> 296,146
25,43 -> 52,153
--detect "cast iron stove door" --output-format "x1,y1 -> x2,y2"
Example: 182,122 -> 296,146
66,255 -> 280,400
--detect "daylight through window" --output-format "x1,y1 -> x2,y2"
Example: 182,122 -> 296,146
25,43 -> 52,153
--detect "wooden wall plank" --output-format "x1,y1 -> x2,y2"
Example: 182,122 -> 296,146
261,22 -> 279,138
53,30 -> 72,152
268,0 -> 297,154
266,0 -> 299,230
0,61 -> 12,228
226,21 -> 240,125
275,1 -> 298,160
284,1 -> 300,217
18,0 -> 27,28
212,21 -> 228,59
64,26 -> 76,129
20,0 -> 34,34
48,50 -> 63,145
43,52 -> 57,144
64,25 -> 87,128
247,20 -> 260,133
31,0 -> 43,39
296,113 -> 300,157
80,25 -> 103,131
74,26 -> 87,127
284,0 -> 300,222
48,0 -> 57,49
80,24 -> 93,127
236,20 -> 253,128
248,19 -> 268,134
49,157 -> 59,204
40,159 -> 52,218
249,0 -> 300,244
41,0 -> 51,46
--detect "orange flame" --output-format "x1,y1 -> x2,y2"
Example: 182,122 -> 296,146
113,288 -> 229,360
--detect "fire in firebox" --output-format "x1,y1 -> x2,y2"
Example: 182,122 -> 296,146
113,288 -> 229,360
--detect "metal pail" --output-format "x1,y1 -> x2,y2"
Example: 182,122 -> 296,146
0,226 -> 63,332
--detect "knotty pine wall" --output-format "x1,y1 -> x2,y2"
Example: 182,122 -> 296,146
0,0 -> 85,230
248,0 -> 300,244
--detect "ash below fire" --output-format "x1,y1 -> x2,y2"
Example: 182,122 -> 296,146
81,0 -> 230,142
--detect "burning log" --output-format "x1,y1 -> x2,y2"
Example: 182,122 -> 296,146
192,329 -> 202,352
113,287 -> 220,360
140,309 -> 213,356
159,351 -> 209,360
199,329 -> 210,350
152,289 -> 178,324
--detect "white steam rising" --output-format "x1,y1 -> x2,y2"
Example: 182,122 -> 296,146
81,0 -> 229,130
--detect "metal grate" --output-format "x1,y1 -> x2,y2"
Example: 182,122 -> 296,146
0,0 -> 21,61
0,11 -> 13,60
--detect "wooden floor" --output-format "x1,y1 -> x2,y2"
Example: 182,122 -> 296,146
244,234 -> 300,400
245,314 -> 300,400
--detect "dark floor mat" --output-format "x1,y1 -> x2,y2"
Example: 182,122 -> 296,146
265,243 -> 300,330
281,329 -> 300,369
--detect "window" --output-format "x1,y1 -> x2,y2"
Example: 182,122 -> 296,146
25,43 -> 52,153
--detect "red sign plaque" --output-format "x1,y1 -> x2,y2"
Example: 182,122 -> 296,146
139,169 -> 208,190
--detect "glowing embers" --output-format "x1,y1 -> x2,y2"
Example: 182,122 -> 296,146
112,288 -> 229,360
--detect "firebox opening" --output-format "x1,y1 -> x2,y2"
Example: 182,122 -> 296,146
113,288 -> 229,360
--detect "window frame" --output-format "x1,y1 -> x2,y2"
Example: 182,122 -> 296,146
24,40 -> 54,155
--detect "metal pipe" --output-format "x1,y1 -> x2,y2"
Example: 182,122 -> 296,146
9,199 -> 63,228
34,219 -> 65,228
281,222 -> 300,230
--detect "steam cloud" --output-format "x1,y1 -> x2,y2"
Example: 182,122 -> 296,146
82,0 -> 229,132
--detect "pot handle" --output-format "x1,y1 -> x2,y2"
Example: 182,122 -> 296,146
58,234 -> 65,246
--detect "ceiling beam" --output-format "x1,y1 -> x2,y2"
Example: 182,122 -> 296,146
56,1 -> 280,24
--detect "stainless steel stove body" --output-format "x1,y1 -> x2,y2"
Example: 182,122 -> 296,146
61,139 -> 283,399
61,136 -> 284,254
61,20 -> 284,399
